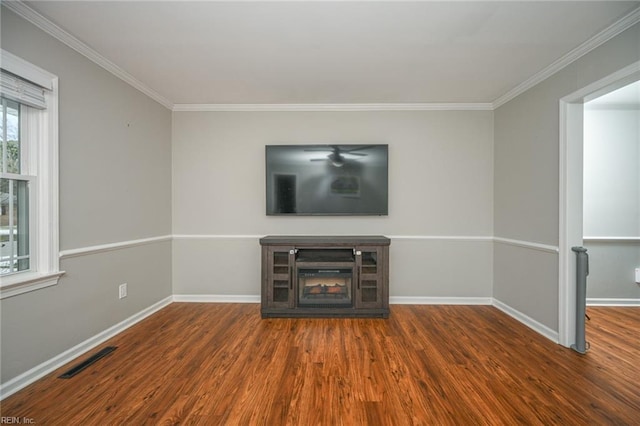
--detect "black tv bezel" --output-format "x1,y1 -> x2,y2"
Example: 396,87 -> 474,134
265,144 -> 389,216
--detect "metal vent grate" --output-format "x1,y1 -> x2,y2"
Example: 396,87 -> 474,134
58,346 -> 117,379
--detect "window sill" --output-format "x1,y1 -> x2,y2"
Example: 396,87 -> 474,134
0,271 -> 65,299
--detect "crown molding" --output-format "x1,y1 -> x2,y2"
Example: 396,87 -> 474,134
5,1 -> 639,112
2,1 -> 174,110
172,103 -> 494,112
493,6 -> 640,109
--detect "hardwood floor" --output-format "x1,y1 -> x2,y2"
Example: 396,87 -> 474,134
1,304 -> 638,425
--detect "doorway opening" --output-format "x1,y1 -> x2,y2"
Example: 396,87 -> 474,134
559,60 -> 640,348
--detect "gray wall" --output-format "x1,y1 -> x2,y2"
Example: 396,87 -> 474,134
172,111 -> 495,298
583,242 -> 640,300
494,22 -> 640,330
583,107 -> 640,300
0,9 -> 173,383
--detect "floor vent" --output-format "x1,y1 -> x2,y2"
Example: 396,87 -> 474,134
58,346 -> 117,379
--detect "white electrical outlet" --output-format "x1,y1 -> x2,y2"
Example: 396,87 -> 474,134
635,268 -> 640,284
119,283 -> 128,299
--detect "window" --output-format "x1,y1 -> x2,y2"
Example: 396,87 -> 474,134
0,50 -> 62,299
1,98 -> 31,274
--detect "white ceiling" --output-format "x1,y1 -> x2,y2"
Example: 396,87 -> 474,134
17,1 -> 640,107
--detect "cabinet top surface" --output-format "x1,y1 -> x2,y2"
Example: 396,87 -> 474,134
260,235 -> 390,246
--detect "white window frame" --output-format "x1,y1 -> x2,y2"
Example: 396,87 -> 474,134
0,49 -> 63,299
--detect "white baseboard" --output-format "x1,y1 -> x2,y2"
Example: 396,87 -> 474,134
171,294 -> 494,305
0,296 -> 173,401
390,296 -> 492,305
587,298 -> 640,307
173,294 -> 261,303
492,298 -> 560,343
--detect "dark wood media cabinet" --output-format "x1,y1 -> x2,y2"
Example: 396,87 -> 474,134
260,236 -> 390,318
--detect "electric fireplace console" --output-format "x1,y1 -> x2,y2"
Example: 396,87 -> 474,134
260,236 -> 390,318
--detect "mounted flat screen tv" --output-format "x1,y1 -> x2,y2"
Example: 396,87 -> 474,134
266,144 -> 388,216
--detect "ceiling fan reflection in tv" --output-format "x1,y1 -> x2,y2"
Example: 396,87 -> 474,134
305,145 -> 376,168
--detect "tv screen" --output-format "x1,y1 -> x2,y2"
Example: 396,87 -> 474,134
266,144 -> 388,216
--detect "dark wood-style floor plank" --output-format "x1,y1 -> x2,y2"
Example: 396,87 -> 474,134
1,304 -> 638,424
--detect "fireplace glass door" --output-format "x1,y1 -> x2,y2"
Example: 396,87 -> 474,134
298,269 -> 353,307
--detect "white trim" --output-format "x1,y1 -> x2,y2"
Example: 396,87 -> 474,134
559,99 -> 573,348
2,1 -> 173,110
40,76 -> 60,274
0,49 -> 53,90
0,271 -> 64,299
390,296 -> 492,305
583,237 -> 640,243
492,298 -> 560,343
173,294 -> 261,303
587,298 -> 640,307
174,234 -> 494,242
172,103 -> 494,112
172,234 -> 264,240
173,295 -> 494,305
493,6 -> 640,109
390,235 -> 493,242
59,235 -> 172,260
58,235 -> 562,258
0,296 -> 173,401
563,61 -> 640,104
58,234 -> 498,260
493,237 -> 559,253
